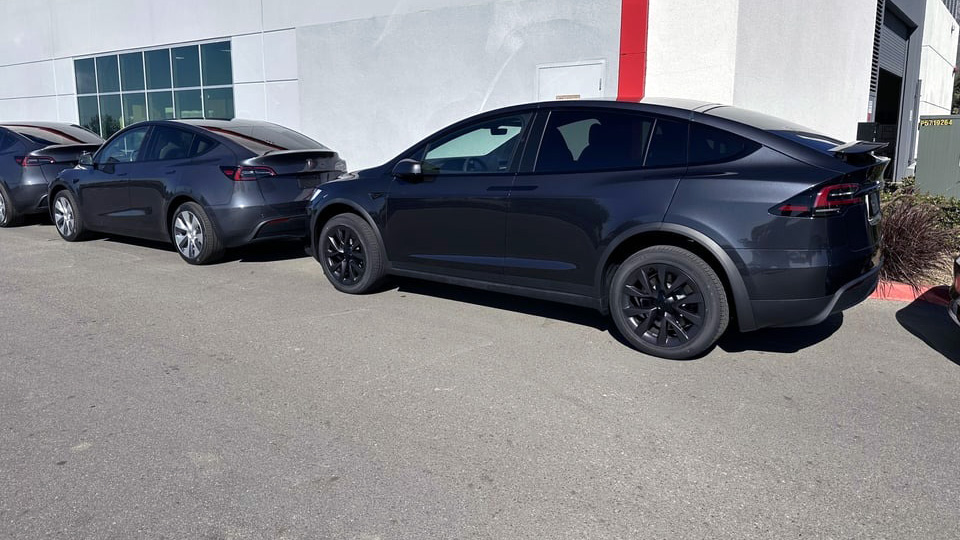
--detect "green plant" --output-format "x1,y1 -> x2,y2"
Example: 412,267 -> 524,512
879,194 -> 957,289
884,177 -> 960,248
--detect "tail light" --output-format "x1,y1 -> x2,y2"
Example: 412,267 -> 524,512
15,156 -> 55,167
220,165 -> 277,181
771,182 -> 864,218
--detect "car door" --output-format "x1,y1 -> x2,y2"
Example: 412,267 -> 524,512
384,111 -> 532,281
78,126 -> 150,232
503,108 -> 688,297
129,125 -> 205,240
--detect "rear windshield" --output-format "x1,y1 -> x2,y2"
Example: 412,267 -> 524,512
201,125 -> 328,154
4,124 -> 102,145
706,106 -> 842,154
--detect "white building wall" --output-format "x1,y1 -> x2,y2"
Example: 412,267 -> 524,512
918,0 -> 959,116
296,0 -> 622,169
732,0 -> 877,142
645,0 -> 741,104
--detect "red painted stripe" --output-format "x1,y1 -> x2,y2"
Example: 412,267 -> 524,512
618,0 -> 649,101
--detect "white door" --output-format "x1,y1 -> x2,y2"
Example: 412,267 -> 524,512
536,61 -> 605,102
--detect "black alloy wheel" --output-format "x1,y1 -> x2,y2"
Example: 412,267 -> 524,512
318,213 -> 385,294
610,246 -> 728,359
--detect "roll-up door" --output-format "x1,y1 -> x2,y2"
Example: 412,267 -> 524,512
878,9 -> 910,77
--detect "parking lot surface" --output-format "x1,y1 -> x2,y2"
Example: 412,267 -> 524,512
1,222 -> 959,539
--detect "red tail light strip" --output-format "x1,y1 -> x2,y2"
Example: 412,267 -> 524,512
220,165 -> 277,181
15,156 -> 55,167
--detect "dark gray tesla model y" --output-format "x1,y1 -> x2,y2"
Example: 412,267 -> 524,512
306,99 -> 888,359
0,122 -> 103,227
49,119 -> 345,264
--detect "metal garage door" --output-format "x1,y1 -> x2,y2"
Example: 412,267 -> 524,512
878,9 -> 910,76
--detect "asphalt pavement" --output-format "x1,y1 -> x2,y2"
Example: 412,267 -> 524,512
1,220 -> 959,539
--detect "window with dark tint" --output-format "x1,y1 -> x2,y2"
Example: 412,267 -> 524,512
201,124 -> 326,155
535,110 -> 652,173
122,93 -> 147,125
95,55 -> 120,93
203,88 -> 234,119
422,114 -> 530,174
644,119 -> 687,168
175,90 -> 203,119
99,94 -> 123,136
77,96 -> 100,134
200,42 -> 232,86
172,45 -> 201,88
148,92 -> 174,120
144,126 -> 195,161
74,58 -> 97,94
119,52 -> 145,91
0,132 -> 13,151
688,124 -> 759,165
5,125 -> 92,146
97,127 -> 149,164
145,49 -> 172,89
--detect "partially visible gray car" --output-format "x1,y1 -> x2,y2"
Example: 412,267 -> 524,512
0,122 -> 103,227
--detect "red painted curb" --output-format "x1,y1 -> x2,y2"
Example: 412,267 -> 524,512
871,281 -> 951,306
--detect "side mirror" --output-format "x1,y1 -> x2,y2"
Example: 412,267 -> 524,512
78,152 -> 94,168
392,159 -> 423,180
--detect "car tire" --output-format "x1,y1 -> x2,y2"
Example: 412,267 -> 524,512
51,190 -> 87,241
318,213 -> 385,294
0,182 -> 22,228
609,246 -> 729,360
171,201 -> 224,265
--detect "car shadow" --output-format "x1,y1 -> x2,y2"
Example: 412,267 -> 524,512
717,314 -> 843,354
896,299 -> 960,366
99,235 -> 310,264
389,278 -> 845,356
390,278 -> 610,331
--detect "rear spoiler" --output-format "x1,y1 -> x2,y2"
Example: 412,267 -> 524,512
828,141 -> 888,155
31,143 -> 102,163
242,149 -> 344,174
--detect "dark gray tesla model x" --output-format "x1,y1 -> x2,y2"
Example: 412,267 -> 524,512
306,99 -> 888,359
0,122 -> 103,227
50,119 -> 345,264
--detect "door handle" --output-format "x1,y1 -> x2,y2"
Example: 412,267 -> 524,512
511,185 -> 538,191
116,172 -> 128,177
486,186 -> 513,192
165,170 -> 177,175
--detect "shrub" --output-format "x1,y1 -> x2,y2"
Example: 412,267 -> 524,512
879,195 -> 957,289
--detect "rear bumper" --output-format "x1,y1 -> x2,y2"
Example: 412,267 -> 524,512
750,263 -> 881,328
208,203 -> 309,248
11,182 -> 49,214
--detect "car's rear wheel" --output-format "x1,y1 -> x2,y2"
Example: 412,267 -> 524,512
171,202 -> 223,265
610,246 -> 728,360
318,213 -> 385,294
0,182 -> 22,228
52,190 -> 86,241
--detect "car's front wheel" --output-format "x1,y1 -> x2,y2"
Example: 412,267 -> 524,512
609,246 -> 729,360
171,202 -> 224,265
318,213 -> 385,294
52,190 -> 86,241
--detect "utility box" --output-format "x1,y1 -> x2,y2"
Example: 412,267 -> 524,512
915,115 -> 960,198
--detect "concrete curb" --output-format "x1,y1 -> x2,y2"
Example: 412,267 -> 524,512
871,281 -> 951,307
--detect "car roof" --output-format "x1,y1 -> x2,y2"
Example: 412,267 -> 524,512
0,121 -> 91,129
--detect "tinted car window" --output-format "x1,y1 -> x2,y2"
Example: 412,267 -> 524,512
689,124 -> 759,165
644,119 -> 688,168
4,124 -> 102,145
0,131 -> 13,152
144,126 -> 195,161
422,113 -> 530,174
98,127 -> 149,164
201,125 -> 327,155
535,110 -> 652,173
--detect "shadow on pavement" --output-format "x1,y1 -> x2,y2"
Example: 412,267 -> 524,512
896,299 -> 960,366
391,278 -> 610,331
100,235 -> 310,264
717,313 -> 844,354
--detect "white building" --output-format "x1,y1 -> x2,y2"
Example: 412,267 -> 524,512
1,0 -> 956,179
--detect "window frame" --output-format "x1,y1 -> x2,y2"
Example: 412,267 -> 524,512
416,112 -> 533,176
530,107 -> 687,175
74,39 -> 234,138
94,125 -> 152,165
